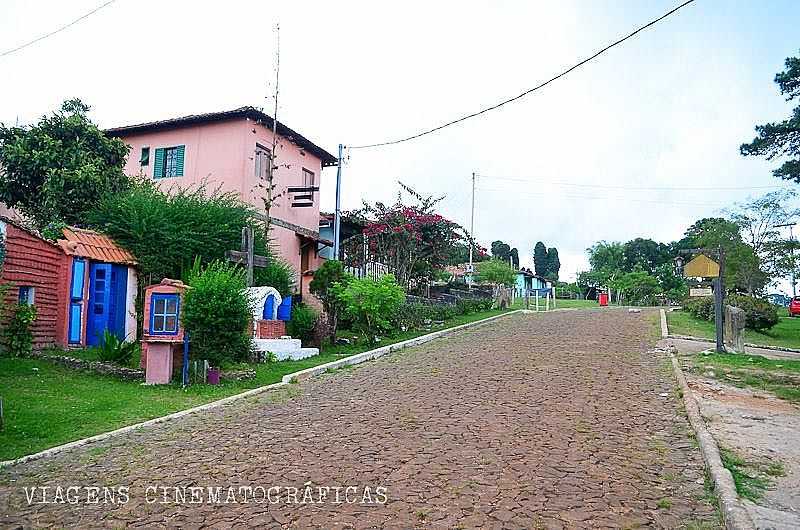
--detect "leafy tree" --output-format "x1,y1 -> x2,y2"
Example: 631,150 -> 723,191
309,260 -> 352,344
0,99 -> 130,229
491,241 -> 512,261
182,260 -> 253,368
545,247 -> 560,280
622,238 -> 670,274
87,180 -> 294,292
679,217 -> 769,294
740,52 -> 800,182
445,240 -> 489,265
725,189 -> 799,279
510,247 -> 520,269
476,259 -> 516,286
610,269 -> 662,306
533,242 -> 548,277
587,241 -> 625,272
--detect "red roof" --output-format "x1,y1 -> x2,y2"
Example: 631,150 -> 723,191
58,227 -> 137,265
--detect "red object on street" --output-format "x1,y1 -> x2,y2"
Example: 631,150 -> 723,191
789,297 -> 800,317
599,292 -> 609,306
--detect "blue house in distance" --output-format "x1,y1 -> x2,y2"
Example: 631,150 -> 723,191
515,268 -> 552,298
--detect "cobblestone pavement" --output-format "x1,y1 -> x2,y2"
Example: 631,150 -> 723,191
0,310 -> 719,529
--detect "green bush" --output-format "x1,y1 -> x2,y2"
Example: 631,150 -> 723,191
392,297 -> 493,332
727,294 -> 779,331
476,260 -> 516,286
683,294 -> 779,331
684,296 -> 715,321
309,260 -> 352,344
2,303 -> 37,357
286,304 -> 318,344
339,275 -> 405,339
182,260 -> 253,368
92,330 -> 138,365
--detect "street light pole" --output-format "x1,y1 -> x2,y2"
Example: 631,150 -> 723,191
333,143 -> 343,260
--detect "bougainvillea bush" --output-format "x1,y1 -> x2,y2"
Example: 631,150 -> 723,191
357,184 -> 467,289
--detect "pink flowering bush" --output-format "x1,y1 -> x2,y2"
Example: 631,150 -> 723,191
358,185 -> 466,288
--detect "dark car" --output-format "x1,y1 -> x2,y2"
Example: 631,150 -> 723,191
790,297 -> 800,317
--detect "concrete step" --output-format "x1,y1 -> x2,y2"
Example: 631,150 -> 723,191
252,338 -> 320,361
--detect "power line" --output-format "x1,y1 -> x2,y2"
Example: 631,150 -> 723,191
478,175 -> 789,192
0,0 -> 117,59
349,0 -> 695,150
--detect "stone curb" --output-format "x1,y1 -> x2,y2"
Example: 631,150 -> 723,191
660,309 -> 755,530
667,333 -> 800,355
0,310 -> 521,470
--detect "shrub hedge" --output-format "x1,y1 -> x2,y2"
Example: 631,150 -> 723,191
683,294 -> 779,331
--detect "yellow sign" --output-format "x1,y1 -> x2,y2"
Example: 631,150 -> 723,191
684,254 -> 720,278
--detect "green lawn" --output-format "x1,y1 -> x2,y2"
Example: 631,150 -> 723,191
667,308 -> 800,350
512,298 -> 601,310
0,307 -> 511,461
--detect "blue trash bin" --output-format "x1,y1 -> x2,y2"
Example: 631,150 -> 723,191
277,295 -> 293,321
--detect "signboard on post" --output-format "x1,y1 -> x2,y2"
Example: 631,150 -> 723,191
690,287 -> 713,297
684,254 -> 720,278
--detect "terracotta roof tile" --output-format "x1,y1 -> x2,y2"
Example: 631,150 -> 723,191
58,227 -> 137,265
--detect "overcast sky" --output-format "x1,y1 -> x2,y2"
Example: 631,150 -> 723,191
2,0 -> 799,287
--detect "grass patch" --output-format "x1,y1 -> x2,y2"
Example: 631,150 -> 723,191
689,351 -> 800,403
719,448 -> 772,502
511,298 -> 601,310
668,309 -> 800,350
0,307 -> 511,461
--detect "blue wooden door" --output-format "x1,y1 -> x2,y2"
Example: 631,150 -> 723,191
68,259 -> 86,344
108,265 -> 128,340
87,263 -> 112,346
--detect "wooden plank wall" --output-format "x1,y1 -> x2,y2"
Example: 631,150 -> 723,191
1,224 -> 68,349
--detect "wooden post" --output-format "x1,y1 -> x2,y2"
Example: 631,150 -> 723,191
714,246 -> 726,353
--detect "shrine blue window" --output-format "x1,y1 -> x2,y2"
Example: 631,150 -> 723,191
18,286 -> 34,305
149,294 -> 180,335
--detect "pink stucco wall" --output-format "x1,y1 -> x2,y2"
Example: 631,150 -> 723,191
116,117 -> 328,287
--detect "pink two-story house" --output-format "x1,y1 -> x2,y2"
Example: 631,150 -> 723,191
106,107 -> 337,298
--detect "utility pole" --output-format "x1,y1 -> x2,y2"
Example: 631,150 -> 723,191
468,172 -> 476,289
333,143 -> 344,260
775,222 -> 797,297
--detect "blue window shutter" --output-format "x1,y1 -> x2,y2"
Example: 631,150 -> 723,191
153,148 -> 165,178
176,145 -> 185,176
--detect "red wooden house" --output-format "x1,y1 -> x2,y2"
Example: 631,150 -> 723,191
0,217 -> 138,350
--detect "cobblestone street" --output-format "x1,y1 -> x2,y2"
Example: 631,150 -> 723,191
0,310 -> 719,529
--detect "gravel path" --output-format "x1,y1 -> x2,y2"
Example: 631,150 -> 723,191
0,310 -> 719,529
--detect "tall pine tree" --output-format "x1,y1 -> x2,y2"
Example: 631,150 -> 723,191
533,242 -> 548,277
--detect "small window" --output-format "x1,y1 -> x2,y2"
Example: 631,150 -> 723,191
19,286 -> 35,305
301,168 -> 315,205
140,146 -> 150,166
302,168 -> 315,188
255,144 -> 271,179
150,294 -> 180,335
153,146 -> 185,179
